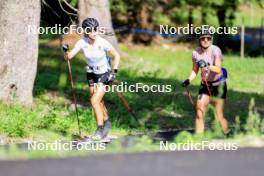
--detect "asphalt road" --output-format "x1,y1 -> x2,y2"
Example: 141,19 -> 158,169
0,148 -> 263,176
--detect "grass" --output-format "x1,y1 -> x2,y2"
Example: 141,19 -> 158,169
123,45 -> 264,93
0,41 -> 264,159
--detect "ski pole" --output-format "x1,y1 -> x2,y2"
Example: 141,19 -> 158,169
184,86 -> 196,111
62,44 -> 82,137
111,80 -> 140,126
201,70 -> 212,97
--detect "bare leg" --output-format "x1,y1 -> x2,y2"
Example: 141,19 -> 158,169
101,100 -> 109,121
211,99 -> 229,133
196,94 -> 210,133
90,83 -> 106,126
89,86 -> 108,121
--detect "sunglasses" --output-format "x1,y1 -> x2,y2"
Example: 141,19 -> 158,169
200,37 -> 212,41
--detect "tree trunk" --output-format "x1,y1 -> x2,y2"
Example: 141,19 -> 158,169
0,0 -> 40,106
201,8 -> 207,24
216,8 -> 227,27
133,3 -> 153,44
78,0 -> 119,50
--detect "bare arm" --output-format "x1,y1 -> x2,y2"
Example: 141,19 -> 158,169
64,46 -> 81,60
108,47 -> 120,70
208,57 -> 222,73
188,60 -> 199,81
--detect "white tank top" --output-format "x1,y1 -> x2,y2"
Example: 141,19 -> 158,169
72,36 -> 113,74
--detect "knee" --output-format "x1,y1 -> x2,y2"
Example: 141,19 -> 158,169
196,105 -> 206,119
215,110 -> 225,120
196,111 -> 204,120
91,97 -> 100,107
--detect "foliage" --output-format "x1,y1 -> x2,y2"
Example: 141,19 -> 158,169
244,98 -> 264,135
110,0 -> 249,28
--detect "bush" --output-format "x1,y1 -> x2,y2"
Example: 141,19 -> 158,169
0,103 -> 37,137
0,102 -> 84,137
38,107 -> 72,135
244,98 -> 263,135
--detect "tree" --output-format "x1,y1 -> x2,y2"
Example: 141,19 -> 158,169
111,0 -> 162,44
78,0 -> 119,50
0,0 -> 41,106
211,0 -> 240,28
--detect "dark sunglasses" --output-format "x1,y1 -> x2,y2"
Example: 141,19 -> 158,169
200,37 -> 212,41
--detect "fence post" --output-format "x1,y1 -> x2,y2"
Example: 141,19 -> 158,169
260,17 -> 263,48
240,17 -> 245,59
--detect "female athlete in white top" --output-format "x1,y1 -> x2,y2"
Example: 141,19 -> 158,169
64,18 -> 120,140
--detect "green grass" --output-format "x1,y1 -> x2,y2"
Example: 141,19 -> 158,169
0,41 -> 264,159
123,45 -> 264,93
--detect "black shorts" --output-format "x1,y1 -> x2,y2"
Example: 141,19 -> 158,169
198,81 -> 227,99
86,72 -> 110,87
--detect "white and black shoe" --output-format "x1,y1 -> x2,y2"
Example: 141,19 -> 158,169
91,126 -> 105,141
